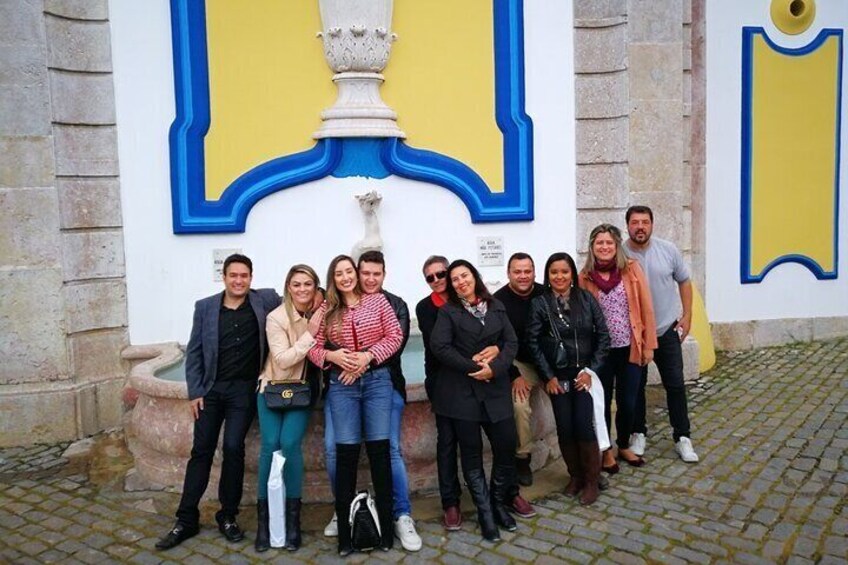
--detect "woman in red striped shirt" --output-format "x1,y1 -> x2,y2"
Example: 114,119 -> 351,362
308,254 -> 403,556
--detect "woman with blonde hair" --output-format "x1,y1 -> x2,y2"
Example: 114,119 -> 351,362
579,224 -> 657,472
255,264 -> 323,552
308,254 -> 403,556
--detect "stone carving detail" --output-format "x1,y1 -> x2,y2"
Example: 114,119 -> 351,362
351,190 -> 384,261
313,0 -> 405,139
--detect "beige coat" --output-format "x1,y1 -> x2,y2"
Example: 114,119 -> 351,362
258,304 -> 316,393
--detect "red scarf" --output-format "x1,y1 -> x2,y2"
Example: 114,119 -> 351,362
589,259 -> 622,294
431,292 -> 447,307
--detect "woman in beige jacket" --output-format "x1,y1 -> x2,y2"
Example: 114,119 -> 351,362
579,224 -> 657,472
254,265 -> 323,553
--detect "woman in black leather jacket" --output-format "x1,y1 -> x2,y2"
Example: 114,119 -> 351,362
525,252 -> 610,505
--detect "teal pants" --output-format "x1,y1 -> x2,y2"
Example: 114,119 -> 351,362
256,392 -> 311,499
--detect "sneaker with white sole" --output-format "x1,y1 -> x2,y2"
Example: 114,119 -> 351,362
323,512 -> 338,537
675,437 -> 699,463
394,514 -> 422,552
629,432 -> 646,456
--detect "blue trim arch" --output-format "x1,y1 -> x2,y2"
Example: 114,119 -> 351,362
739,27 -> 842,283
169,0 -> 534,233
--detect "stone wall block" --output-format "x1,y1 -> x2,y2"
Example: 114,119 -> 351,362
682,163 -> 692,207
0,267 -> 69,384
53,125 -> 119,176
752,319 -> 813,348
574,25 -> 627,73
0,187 -> 61,267
57,178 -> 122,228
0,389 -> 78,446
629,43 -> 682,101
683,26 -> 692,70
63,280 -> 127,333
628,0 -> 683,43
68,329 -> 129,380
629,100 -> 683,192
626,191 -> 682,243
45,16 -> 112,72
576,163 -> 629,209
574,0 -> 625,20
575,71 -> 628,119
0,84 -> 52,136
95,378 -> 126,430
683,0 -> 692,24
76,384 -> 98,436
576,117 -> 628,164
0,136 -> 55,188
0,1 -> 46,44
683,71 -> 692,114
0,43 -> 48,86
681,207 -> 692,251
61,229 -> 125,281
44,0 -> 109,20
812,317 -> 848,340
711,322 -> 754,351
49,70 -> 116,124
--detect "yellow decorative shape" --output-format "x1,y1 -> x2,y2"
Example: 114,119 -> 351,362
204,0 -> 334,200
690,284 -> 714,373
384,0 -> 504,191
749,33 -> 839,275
770,0 -> 816,36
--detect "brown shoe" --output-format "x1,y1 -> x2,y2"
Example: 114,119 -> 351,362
510,495 -> 536,518
443,505 -> 462,531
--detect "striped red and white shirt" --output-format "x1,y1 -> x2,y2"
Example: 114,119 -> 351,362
308,292 -> 403,369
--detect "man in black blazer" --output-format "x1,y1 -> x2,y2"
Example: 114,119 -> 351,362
156,254 -> 281,550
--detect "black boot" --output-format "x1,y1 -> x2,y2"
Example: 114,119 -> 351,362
490,464 -> 517,532
560,439 -> 583,497
335,443 -> 361,556
254,499 -> 270,552
515,455 -> 533,486
366,440 -> 394,551
464,467 -> 500,542
284,498 -> 302,551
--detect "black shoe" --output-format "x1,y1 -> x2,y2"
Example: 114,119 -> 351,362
255,500 -> 270,552
515,456 -> 533,487
216,516 -> 245,543
155,522 -> 199,550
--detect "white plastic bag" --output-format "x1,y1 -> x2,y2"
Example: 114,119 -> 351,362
267,451 -> 287,548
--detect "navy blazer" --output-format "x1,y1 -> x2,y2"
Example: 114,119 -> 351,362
429,299 -> 518,423
184,288 -> 281,400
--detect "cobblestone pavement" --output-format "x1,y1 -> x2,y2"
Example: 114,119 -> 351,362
1,339 -> 847,564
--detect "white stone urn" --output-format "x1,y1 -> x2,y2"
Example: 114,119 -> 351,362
313,0 -> 406,139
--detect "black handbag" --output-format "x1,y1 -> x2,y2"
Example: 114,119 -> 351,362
264,360 -> 313,411
350,490 -> 382,551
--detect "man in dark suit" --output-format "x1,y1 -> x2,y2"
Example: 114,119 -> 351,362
156,254 -> 281,550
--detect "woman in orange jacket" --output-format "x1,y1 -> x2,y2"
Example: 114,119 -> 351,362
579,224 -> 658,471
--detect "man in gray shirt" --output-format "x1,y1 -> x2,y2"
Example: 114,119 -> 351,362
624,206 -> 698,463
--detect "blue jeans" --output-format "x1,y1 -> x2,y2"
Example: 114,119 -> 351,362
325,386 -> 412,518
256,392 -> 311,499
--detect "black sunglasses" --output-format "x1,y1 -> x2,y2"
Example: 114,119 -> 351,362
425,270 -> 448,284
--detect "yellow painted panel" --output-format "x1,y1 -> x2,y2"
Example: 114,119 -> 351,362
385,0 -> 504,191
204,1 -> 334,200
750,35 -> 839,274
690,284 -> 714,373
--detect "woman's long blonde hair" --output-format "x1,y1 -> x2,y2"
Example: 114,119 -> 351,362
323,254 -> 361,339
583,223 -> 629,273
283,264 -> 320,323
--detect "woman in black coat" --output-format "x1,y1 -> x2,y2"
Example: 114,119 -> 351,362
430,259 -> 520,541
526,252 -> 610,505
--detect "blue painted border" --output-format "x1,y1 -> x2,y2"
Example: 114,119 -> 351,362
169,0 -> 533,233
739,27 -> 843,283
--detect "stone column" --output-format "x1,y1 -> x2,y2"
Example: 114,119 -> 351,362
0,0 -> 128,446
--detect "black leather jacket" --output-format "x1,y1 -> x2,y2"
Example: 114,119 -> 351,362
525,288 -> 610,382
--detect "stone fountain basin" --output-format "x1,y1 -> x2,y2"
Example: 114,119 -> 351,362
123,342 -> 558,503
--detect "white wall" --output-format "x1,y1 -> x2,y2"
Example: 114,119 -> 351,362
705,0 -> 848,322
109,0 -> 576,344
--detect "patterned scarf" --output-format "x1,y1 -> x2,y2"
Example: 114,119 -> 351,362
461,297 -> 488,325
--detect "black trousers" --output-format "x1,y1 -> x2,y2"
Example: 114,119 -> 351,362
549,369 -> 595,443
598,346 -> 642,450
435,414 -> 462,509
634,325 -> 692,441
176,380 -> 256,527
452,416 -> 517,479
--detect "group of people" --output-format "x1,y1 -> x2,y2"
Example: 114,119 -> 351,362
155,205 -> 699,557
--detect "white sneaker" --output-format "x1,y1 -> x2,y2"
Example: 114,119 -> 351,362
629,432 -> 646,456
394,514 -> 422,552
675,437 -> 699,463
323,512 -> 338,537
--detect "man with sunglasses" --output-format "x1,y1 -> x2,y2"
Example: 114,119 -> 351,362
415,255 -> 464,530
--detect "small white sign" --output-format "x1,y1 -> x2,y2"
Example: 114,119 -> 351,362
477,236 -> 504,267
213,249 -> 242,282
